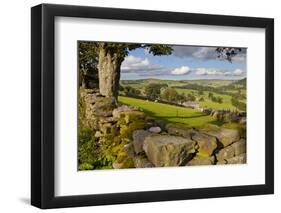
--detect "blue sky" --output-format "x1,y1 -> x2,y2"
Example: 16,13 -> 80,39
120,45 -> 247,80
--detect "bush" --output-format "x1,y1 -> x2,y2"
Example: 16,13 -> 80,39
123,86 -> 141,96
78,127 -> 116,170
144,83 -> 167,99
78,163 -> 94,170
231,98 -> 246,111
186,93 -> 196,101
78,128 -> 97,169
161,87 -> 179,102
199,97 -> 205,101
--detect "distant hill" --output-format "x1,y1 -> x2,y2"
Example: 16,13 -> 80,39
223,78 -> 246,90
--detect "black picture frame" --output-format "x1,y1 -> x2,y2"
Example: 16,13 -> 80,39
31,3 -> 274,209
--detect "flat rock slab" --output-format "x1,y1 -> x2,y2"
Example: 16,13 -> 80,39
133,156 -> 154,168
204,128 -> 240,147
227,153 -> 247,164
132,130 -> 151,154
166,126 -> 197,139
216,145 -> 235,161
231,139 -> 246,156
143,135 -> 196,167
192,133 -> 217,156
187,155 -> 215,166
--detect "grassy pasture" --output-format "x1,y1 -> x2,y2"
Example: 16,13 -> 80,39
118,96 -> 216,127
120,78 -> 246,111
175,88 -> 237,110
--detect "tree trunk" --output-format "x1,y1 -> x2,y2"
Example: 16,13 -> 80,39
98,47 -> 123,99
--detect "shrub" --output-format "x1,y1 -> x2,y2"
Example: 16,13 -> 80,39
161,87 -> 179,102
78,163 -> 94,170
144,83 -> 166,99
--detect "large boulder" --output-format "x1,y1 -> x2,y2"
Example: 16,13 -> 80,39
187,155 -> 215,166
98,116 -> 116,124
117,111 -> 145,125
92,97 -> 116,117
132,130 -> 151,154
143,135 -> 196,167
166,126 -> 197,139
216,145 -> 235,162
112,105 -> 139,119
133,156 -> 154,168
204,128 -> 240,147
123,143 -> 135,157
231,139 -> 246,156
227,153 -> 246,164
148,126 -> 162,133
192,133 -> 217,156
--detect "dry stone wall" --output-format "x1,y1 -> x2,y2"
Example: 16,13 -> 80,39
79,89 -> 246,169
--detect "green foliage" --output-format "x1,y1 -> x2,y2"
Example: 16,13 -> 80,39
78,42 -> 99,88
78,163 -> 94,170
215,47 -> 243,62
123,86 -> 141,96
161,87 -> 179,102
78,128 -> 98,167
199,97 -> 205,102
78,127 -> 116,170
231,98 -> 246,111
78,90 -> 86,126
232,91 -> 246,100
99,42 -> 173,63
144,83 -> 167,99
186,93 -> 196,101
119,85 -> 124,91
146,44 -> 173,56
78,94 -> 117,170
211,95 -> 223,103
121,79 -> 246,110
172,78 -> 246,99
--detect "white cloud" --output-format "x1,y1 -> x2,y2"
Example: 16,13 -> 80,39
195,67 -> 245,76
171,66 -> 191,75
121,55 -> 162,72
121,55 -> 148,70
233,69 -> 244,76
121,55 -> 172,78
195,68 -> 223,76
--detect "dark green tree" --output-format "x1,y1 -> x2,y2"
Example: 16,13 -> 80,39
186,93 -> 196,102
144,83 -> 165,99
216,47 -> 243,63
161,87 -> 179,102
79,42 -> 99,88
123,86 -> 141,97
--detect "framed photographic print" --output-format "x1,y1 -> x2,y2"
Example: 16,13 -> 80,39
31,3 -> 274,209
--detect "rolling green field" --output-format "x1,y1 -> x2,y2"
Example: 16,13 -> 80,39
120,78 -> 246,111
174,88 -> 237,110
119,96 -> 216,127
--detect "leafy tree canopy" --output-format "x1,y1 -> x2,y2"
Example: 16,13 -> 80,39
95,42 -> 173,60
216,47 -> 243,62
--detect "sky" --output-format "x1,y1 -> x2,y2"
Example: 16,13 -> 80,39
120,45 -> 247,80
